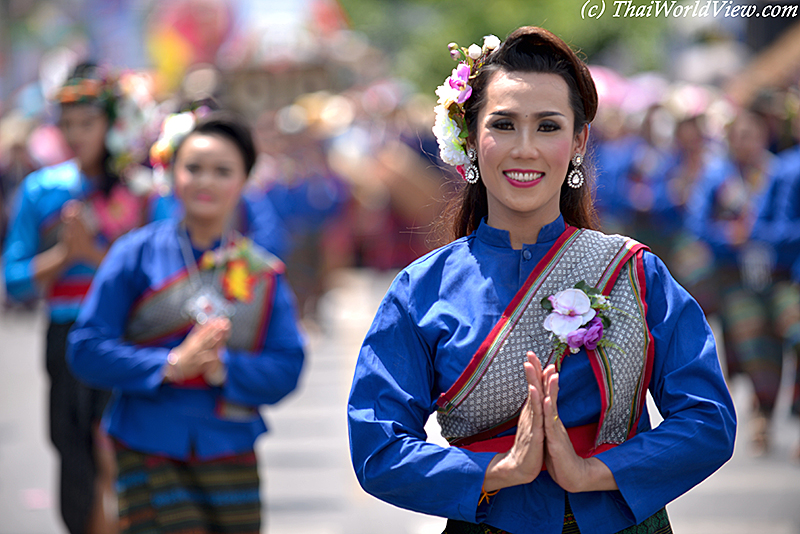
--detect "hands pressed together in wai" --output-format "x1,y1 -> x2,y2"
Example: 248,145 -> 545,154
164,317 -> 231,386
482,351 -> 618,494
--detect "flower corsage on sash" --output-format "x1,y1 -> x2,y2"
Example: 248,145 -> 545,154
542,281 -> 623,370
199,237 -> 284,304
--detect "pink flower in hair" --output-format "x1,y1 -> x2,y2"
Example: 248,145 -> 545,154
448,63 -> 472,104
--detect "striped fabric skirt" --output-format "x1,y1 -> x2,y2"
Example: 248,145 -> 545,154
115,443 -> 261,534
443,494 -> 672,534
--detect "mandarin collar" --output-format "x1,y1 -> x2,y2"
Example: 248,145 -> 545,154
475,215 -> 566,248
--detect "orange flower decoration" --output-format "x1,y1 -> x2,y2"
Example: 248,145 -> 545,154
222,258 -> 256,303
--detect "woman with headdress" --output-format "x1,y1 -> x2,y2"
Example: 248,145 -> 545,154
2,62 -> 146,534
146,106 -> 291,261
67,111 -> 305,533
348,27 -> 735,534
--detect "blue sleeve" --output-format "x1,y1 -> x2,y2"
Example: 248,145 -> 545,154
220,274 -> 305,406
3,177 -> 43,302
67,233 -> 168,395
347,271 -> 495,522
591,252 -> 736,522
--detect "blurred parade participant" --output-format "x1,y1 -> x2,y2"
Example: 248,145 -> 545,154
349,28 -> 734,533
253,102 -> 350,318
2,63 -> 147,534
618,104 -> 676,258
687,108 -> 800,455
147,109 -> 290,260
68,112 -> 305,533
0,113 -> 39,248
751,110 -> 800,459
655,115 -> 718,311
584,92 -> 637,234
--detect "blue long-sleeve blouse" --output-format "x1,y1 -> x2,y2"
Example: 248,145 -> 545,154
4,161 -> 103,322
685,155 -> 776,267
348,216 -> 735,534
67,219 -> 305,460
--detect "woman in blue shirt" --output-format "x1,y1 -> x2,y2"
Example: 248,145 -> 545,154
348,27 -> 735,534
2,63 -> 145,534
68,112 -> 305,533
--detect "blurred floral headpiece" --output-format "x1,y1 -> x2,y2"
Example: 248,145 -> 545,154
432,34 -> 501,179
56,64 -> 119,123
149,106 -> 211,168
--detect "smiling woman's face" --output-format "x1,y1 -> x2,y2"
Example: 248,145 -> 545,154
475,70 -> 587,232
173,133 -> 247,226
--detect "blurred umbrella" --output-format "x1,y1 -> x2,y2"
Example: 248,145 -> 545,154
589,65 -> 630,110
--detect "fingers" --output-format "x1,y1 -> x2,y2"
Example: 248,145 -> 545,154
543,365 -> 559,403
524,351 -> 544,393
61,200 -> 81,220
542,365 -> 561,431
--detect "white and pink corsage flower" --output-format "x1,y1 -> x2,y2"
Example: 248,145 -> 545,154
542,281 -> 615,370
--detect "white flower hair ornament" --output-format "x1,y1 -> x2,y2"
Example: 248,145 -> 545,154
432,35 -> 501,180
149,108 -> 210,169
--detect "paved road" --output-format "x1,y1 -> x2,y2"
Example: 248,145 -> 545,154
1,269 -> 799,533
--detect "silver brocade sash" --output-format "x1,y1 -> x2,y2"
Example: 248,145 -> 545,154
436,229 -> 651,448
125,239 -> 280,352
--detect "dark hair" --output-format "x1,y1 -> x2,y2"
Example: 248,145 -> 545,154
174,111 -> 257,177
446,27 -> 600,240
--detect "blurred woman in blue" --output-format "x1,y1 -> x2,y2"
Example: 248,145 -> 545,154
2,63 -> 145,534
687,108 -> 800,455
68,112 -> 305,533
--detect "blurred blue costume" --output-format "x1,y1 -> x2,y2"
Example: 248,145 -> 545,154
348,216 -> 735,534
2,159 -> 144,534
68,218 -> 304,459
686,153 -> 800,422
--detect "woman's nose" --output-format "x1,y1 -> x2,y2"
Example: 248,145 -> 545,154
511,129 -> 540,159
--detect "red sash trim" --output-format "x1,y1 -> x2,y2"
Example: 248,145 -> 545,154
170,376 -> 210,388
48,279 -> 92,299
457,422 -> 617,462
130,268 -> 191,316
628,249 -> 655,440
587,246 -> 652,443
252,270 -> 278,352
436,226 -> 582,414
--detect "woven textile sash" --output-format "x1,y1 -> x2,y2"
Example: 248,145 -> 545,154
436,228 -> 652,449
125,237 -> 279,353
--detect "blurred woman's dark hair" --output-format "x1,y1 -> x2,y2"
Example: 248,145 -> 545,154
173,111 -> 258,177
445,26 -> 600,241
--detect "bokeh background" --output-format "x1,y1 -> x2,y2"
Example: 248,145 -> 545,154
2,1 -> 800,533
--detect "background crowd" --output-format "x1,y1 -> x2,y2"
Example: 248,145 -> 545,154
2,0 -> 800,532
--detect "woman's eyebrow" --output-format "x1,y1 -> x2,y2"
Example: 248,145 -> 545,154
489,110 -> 566,119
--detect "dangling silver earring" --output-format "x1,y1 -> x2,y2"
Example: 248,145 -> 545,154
465,148 -> 480,184
567,153 -> 584,189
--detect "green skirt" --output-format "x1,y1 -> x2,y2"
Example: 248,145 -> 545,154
115,442 -> 261,534
443,494 -> 672,534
